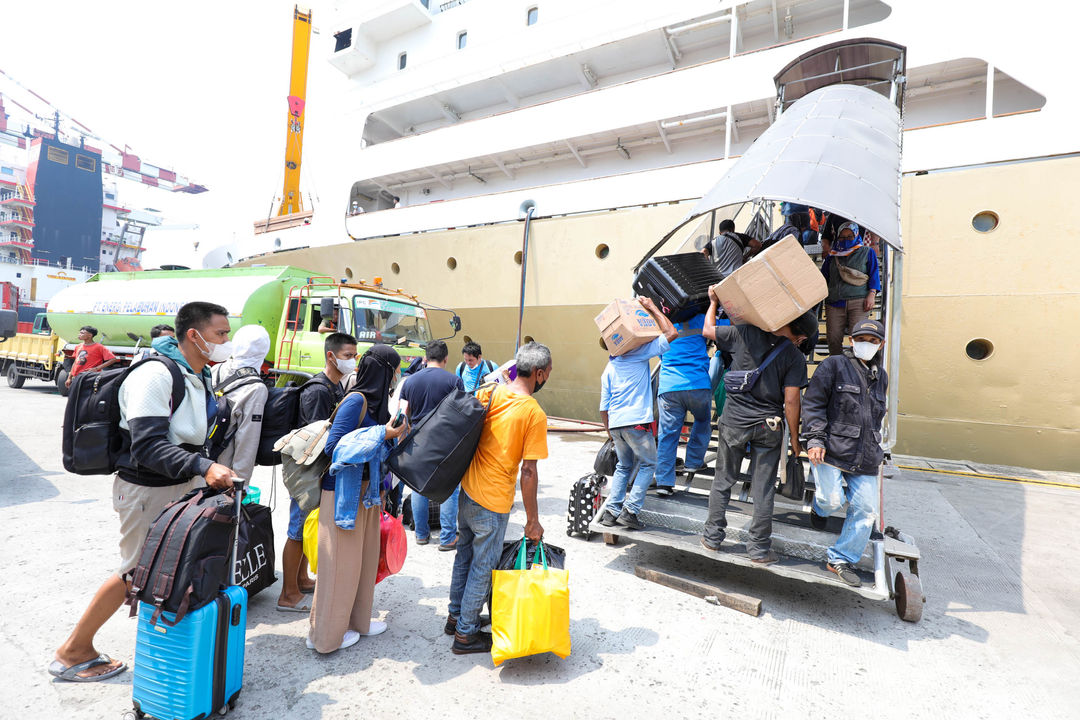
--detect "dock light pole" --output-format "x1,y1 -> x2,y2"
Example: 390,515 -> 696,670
516,199 -> 536,350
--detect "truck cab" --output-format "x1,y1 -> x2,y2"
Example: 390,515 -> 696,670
273,278 -> 436,379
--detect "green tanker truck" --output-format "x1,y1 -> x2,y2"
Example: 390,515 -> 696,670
33,265 -> 455,393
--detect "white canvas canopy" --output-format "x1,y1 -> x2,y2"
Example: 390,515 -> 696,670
685,83 -> 903,250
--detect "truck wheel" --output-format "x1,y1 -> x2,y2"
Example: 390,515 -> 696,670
56,369 -> 70,396
6,364 -> 25,389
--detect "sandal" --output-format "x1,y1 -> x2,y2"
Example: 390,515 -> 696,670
48,654 -> 127,683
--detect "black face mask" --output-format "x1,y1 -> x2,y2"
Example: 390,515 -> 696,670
532,372 -> 547,393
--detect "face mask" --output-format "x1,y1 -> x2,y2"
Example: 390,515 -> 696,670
196,331 -> 233,363
852,341 -> 881,361
533,372 -> 547,393
335,356 -> 357,375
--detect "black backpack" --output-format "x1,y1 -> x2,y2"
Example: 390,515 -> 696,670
215,372 -> 333,467
62,356 -> 185,476
388,384 -> 497,503
126,486 -> 240,626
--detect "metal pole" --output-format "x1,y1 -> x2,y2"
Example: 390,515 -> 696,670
516,206 -> 535,350
883,250 -> 903,451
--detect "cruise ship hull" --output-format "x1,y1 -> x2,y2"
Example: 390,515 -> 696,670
243,152 -> 1079,473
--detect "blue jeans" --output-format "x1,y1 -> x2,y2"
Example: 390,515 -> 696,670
448,491 -> 509,637
812,463 -> 879,565
413,486 -> 460,546
287,498 -> 307,542
605,427 -> 656,516
655,389 -> 713,487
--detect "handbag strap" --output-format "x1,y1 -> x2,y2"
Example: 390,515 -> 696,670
757,340 -> 788,375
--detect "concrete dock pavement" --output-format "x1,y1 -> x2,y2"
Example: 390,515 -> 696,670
1,382 -> 1078,719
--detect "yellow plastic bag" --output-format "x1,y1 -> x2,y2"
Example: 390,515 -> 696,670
490,540 -> 571,666
303,508 -> 320,574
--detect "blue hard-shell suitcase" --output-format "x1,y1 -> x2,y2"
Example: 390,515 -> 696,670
132,585 -> 247,719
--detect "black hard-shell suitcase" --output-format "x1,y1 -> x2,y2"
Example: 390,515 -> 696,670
632,252 -> 723,322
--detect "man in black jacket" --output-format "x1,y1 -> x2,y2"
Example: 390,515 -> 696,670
50,302 -> 237,682
802,318 -> 889,587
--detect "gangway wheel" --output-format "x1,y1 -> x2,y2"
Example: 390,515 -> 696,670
894,570 -> 924,622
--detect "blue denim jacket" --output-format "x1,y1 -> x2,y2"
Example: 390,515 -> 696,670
329,425 -> 387,529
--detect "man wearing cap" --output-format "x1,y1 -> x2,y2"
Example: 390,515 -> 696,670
821,221 -> 881,356
801,319 -> 889,586
700,288 -> 815,564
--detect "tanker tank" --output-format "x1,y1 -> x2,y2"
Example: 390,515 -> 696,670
46,266 -> 312,347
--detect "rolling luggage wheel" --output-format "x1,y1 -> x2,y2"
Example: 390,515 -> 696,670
894,570 -> 924,623
121,711 -> 143,720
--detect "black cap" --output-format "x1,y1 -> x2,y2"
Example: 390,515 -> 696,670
788,310 -> 819,339
851,318 -> 885,341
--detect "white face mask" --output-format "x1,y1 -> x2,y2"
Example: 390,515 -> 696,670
335,356 -> 357,375
852,341 -> 881,361
196,331 -> 233,363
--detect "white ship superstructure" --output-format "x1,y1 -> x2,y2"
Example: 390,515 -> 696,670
225,0 -> 1078,471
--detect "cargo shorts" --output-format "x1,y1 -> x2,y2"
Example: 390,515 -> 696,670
113,475 -> 204,578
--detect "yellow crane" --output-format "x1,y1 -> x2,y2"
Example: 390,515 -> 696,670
279,5 -> 312,217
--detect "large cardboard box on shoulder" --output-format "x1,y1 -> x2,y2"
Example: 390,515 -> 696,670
713,235 -> 827,331
594,298 -> 662,356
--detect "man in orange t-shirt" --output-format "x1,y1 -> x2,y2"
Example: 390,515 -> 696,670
65,326 -> 118,388
447,342 -> 551,656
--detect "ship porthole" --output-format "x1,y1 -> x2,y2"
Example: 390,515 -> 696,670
462,335 -> 473,344
514,251 -> 523,265
345,266 -> 354,280
391,262 -> 401,274
599,337 -> 608,350
595,243 -> 610,259
447,256 -> 457,270
965,338 -> 994,361
226,252 -> 234,264
523,335 -> 535,345
972,211 -> 999,233
274,237 -> 282,249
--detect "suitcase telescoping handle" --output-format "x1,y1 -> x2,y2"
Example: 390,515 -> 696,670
231,479 -> 244,586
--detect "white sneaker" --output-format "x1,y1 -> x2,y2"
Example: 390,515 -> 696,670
306,629 -> 361,652
358,620 -> 387,637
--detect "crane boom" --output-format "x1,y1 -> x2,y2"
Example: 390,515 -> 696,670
278,5 -> 312,217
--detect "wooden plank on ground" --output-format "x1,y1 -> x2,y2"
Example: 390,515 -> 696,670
635,564 -> 762,617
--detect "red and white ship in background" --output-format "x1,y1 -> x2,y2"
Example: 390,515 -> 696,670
0,69 -> 206,323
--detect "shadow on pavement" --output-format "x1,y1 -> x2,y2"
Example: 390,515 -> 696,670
0,428 -> 61,507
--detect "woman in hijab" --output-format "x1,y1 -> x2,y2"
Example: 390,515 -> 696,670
308,344 -> 408,653
209,325 -> 271,483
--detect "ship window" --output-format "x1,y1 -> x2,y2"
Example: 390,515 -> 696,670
965,338 -> 994,361
47,147 -> 69,165
457,31 -> 467,50
526,6 -> 538,25
105,192 -> 116,200
972,211 -> 999,233
391,262 -> 401,274
334,28 -> 353,53
595,244 -> 609,259
398,52 -> 407,70
0,167 -> 12,175
75,154 -> 96,172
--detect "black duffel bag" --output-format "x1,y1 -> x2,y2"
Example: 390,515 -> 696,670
387,385 -> 497,503
126,487 -> 239,626
234,501 -> 276,598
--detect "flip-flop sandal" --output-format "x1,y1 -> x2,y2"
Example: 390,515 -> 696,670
48,654 -> 127,683
299,586 -> 316,595
276,596 -> 313,613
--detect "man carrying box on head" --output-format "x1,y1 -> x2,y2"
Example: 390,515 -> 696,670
597,297 -> 678,530
700,285 -> 817,564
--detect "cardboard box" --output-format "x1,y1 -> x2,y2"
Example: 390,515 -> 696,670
594,298 -> 662,356
713,235 -> 827,331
